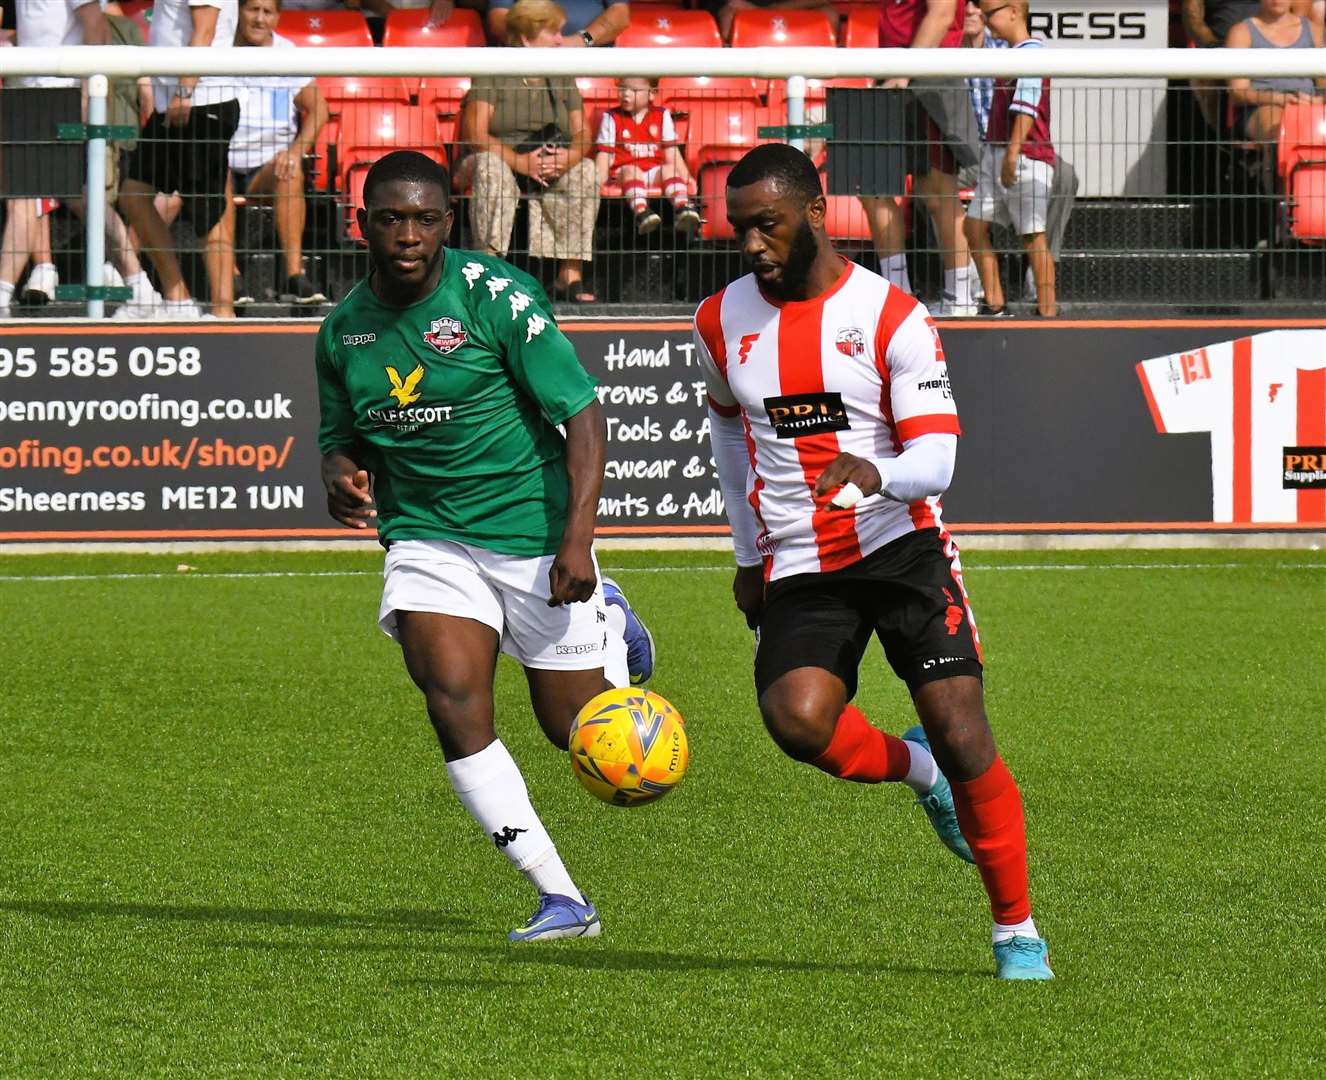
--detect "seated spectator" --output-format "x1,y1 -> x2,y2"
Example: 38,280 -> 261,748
963,0 -> 1057,317
1226,0 -> 1325,161
0,0 -> 162,318
594,77 -> 700,236
118,0 -> 241,319
457,0 -> 600,302
227,0 -> 330,304
487,0 -> 626,47
706,0 -> 840,43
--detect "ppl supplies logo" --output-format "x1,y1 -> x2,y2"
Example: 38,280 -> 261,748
763,392 -> 850,438
1283,447 -> 1326,489
385,364 -> 424,408
835,327 -> 865,357
423,316 -> 467,355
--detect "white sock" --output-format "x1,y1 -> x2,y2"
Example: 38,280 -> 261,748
945,264 -> 975,305
901,738 -> 939,795
993,916 -> 1039,944
164,297 -> 194,311
1024,266 -> 1038,302
444,738 -> 584,902
601,598 -> 630,689
126,271 -> 157,304
880,253 -> 911,294
0,281 -> 14,307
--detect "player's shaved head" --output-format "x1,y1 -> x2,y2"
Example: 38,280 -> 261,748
363,151 -> 451,208
726,143 -> 823,205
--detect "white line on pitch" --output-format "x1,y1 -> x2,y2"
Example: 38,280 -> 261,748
0,562 -> 1323,583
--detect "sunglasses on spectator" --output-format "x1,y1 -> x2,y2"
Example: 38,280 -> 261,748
982,4 -> 1013,16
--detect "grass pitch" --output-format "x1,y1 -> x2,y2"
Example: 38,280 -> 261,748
1,546 -> 1323,1077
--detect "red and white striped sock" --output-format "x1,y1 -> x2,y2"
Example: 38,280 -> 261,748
812,704 -> 912,783
622,180 -> 648,213
950,755 -> 1032,925
663,178 -> 688,207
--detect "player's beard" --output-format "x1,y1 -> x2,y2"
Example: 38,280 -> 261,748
372,242 -> 446,301
769,217 -> 818,298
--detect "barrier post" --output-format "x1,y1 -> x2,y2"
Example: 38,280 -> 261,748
786,75 -> 806,152
85,74 -> 108,320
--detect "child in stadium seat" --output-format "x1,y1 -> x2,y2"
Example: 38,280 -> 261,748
594,77 -> 702,237
962,0 -> 1057,317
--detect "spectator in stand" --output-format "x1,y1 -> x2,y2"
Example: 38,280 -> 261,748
458,0 -> 600,302
1227,0 -> 1325,163
0,0 -> 163,318
861,0 -> 977,315
487,0 -> 626,46
227,0 -> 330,304
118,0 -> 241,319
707,0 -> 841,43
1183,0 -> 1315,130
594,77 -> 702,236
963,0 -> 1057,317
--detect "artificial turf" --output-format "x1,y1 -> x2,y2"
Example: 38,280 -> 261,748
0,547 -> 1322,1077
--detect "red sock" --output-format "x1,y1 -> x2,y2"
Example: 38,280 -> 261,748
950,756 -> 1031,924
662,178 -> 688,207
812,705 -> 911,784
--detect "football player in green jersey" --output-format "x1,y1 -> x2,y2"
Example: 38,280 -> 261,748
315,151 -> 655,942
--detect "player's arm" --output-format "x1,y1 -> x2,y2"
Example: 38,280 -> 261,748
550,400 -> 607,606
315,325 -> 376,529
817,304 -> 960,507
694,309 -> 764,628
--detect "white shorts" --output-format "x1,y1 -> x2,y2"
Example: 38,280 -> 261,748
379,538 -> 612,672
966,145 -> 1054,237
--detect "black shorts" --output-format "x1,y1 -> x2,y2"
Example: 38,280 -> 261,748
754,528 -> 983,701
121,99 -> 241,234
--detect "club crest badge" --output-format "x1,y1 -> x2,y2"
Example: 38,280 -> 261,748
835,327 -> 865,357
424,316 -> 467,355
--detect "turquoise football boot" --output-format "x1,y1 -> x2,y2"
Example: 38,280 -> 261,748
993,935 -> 1055,980
902,724 -> 975,864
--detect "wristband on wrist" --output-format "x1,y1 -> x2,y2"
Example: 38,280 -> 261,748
580,30 -> 594,45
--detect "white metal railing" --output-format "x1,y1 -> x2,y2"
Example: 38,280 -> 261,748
0,45 -> 1324,80
2,45 -> 1324,316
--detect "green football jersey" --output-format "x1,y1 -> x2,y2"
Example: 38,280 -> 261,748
315,250 -> 597,554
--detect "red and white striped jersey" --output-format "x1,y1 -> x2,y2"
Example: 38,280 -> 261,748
1136,330 -> 1326,524
694,260 -> 961,581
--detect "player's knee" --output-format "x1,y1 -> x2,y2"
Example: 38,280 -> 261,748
759,687 -> 837,763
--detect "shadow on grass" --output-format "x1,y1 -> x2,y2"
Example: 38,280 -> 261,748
0,899 -> 473,933
208,935 -> 980,979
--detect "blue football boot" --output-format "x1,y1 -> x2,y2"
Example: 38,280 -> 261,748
601,576 -> 656,685
902,724 -> 975,864
508,893 -> 602,942
994,935 -> 1054,980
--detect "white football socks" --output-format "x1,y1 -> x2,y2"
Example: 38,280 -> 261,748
993,916 -> 1039,944
944,264 -> 976,306
880,254 -> 912,294
901,737 -> 940,795
601,598 -> 630,690
444,738 -> 584,903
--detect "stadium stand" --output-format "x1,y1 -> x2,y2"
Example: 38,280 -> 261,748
1279,101 -> 1326,242
728,9 -> 837,48
617,9 -> 724,48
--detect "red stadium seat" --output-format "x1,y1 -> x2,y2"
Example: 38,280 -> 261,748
729,9 -> 836,47
338,102 -> 447,241
619,10 -> 723,48
318,77 -> 415,106
575,77 -> 622,106
685,101 -> 781,174
841,5 -> 879,48
278,10 -> 374,48
658,76 -> 763,104
1278,102 -> 1326,243
382,8 -> 486,47
417,76 -> 473,112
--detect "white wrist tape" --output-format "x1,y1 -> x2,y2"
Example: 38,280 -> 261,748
830,481 -> 864,509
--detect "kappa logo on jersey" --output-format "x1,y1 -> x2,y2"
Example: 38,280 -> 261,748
1283,447 -> 1326,489
423,316 -> 467,355
764,392 -> 850,438
386,364 -> 425,407
835,327 -> 865,357
342,332 -> 376,346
